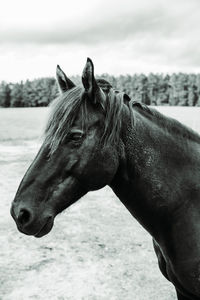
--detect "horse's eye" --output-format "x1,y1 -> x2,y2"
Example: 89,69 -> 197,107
70,130 -> 84,141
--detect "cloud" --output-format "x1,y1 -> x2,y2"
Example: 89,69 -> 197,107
0,0 -> 200,81
0,0 -> 199,45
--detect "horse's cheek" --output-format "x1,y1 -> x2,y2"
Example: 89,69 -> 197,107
80,148 -> 118,190
99,150 -> 119,180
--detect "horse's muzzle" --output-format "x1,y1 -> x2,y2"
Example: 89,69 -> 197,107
10,202 -> 54,238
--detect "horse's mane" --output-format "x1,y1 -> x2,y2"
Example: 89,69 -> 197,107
131,101 -> 200,143
44,83 -> 125,155
44,80 -> 200,155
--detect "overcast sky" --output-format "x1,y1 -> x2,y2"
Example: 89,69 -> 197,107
0,0 -> 200,82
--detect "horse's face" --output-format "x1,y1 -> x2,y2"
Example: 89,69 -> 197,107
11,59 -> 119,237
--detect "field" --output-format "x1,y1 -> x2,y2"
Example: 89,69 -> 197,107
0,107 -> 200,300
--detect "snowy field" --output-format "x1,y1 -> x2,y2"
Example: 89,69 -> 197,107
0,106 -> 200,300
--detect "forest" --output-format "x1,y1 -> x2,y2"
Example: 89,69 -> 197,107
0,73 -> 200,107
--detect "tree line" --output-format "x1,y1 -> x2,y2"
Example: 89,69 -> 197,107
1,73 -> 200,107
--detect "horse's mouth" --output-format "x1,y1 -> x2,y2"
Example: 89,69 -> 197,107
34,217 -> 54,238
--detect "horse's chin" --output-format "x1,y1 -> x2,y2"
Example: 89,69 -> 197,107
34,217 -> 54,238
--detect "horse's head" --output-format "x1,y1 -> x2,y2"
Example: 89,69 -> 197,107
11,58 -> 124,237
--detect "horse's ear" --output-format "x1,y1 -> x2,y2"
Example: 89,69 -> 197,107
56,65 -> 75,94
82,58 -> 103,105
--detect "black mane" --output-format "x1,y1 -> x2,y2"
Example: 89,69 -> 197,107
44,82 -> 200,156
131,101 -> 200,144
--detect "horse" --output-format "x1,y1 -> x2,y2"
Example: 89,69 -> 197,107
11,58 -> 200,299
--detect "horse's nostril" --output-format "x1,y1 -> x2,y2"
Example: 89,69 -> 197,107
18,209 -> 32,227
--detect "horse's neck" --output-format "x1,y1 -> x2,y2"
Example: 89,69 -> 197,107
110,107 -> 200,238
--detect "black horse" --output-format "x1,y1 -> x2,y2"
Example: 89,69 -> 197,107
11,58 -> 200,299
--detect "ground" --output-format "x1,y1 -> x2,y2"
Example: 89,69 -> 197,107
0,106 -> 199,300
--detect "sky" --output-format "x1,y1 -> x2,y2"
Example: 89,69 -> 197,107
0,0 -> 200,82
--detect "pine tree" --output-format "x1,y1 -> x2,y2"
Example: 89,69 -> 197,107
168,74 -> 179,106
188,74 -> 197,106
10,82 -> 24,107
0,82 -> 11,107
195,74 -> 200,106
1,73 -> 200,107
22,80 -> 36,107
147,73 -> 158,105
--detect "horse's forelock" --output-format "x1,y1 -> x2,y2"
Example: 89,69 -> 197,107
44,85 -> 129,155
44,86 -> 84,154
